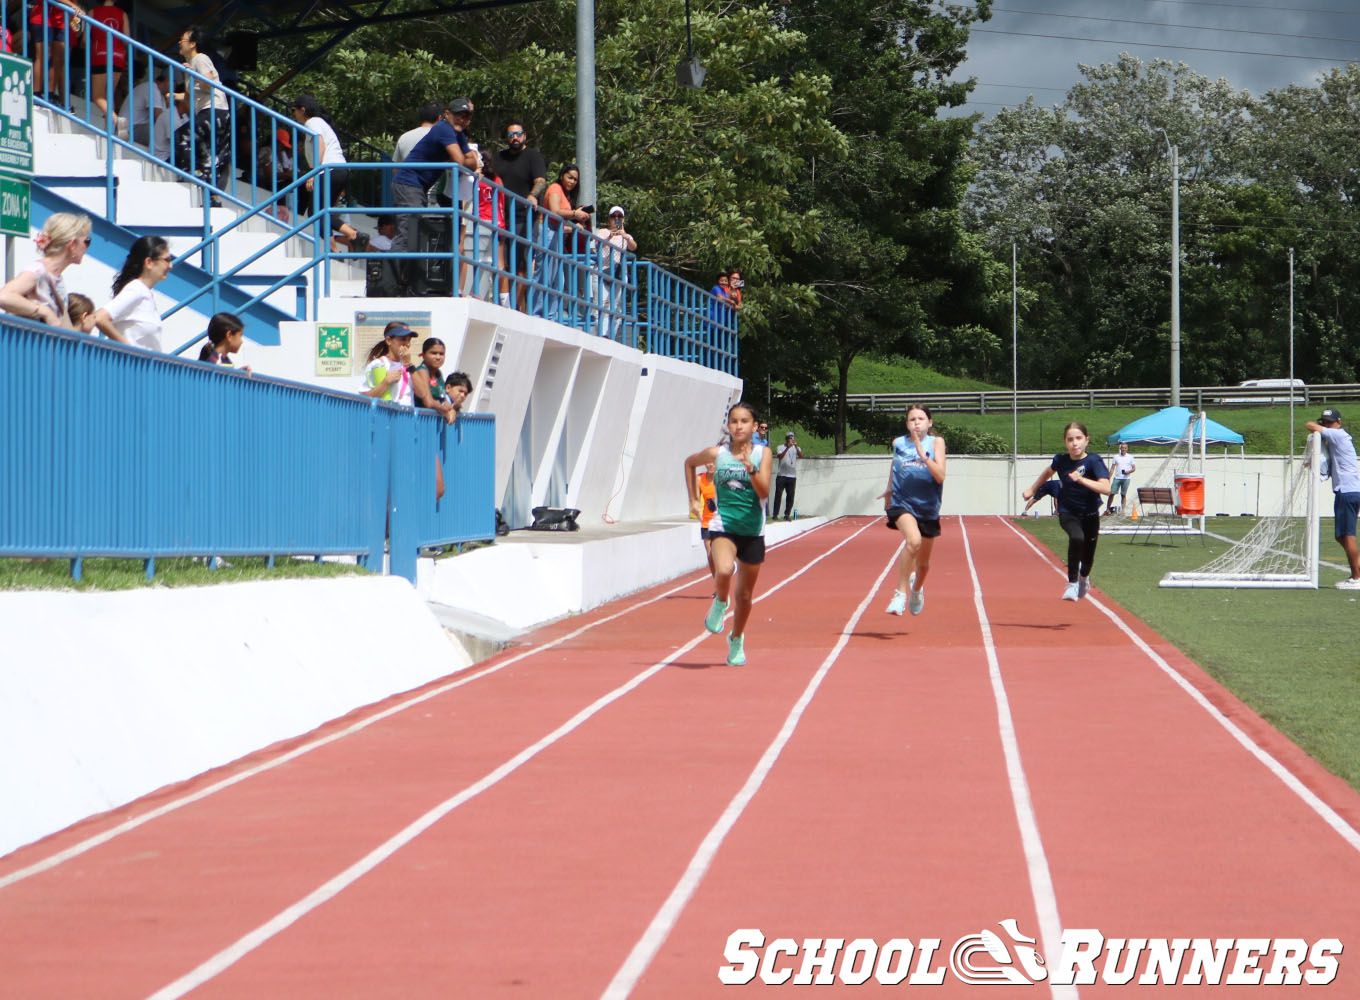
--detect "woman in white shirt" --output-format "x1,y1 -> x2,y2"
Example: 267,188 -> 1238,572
93,235 -> 174,351
290,94 -> 366,252
173,27 -> 230,185
0,212 -> 94,329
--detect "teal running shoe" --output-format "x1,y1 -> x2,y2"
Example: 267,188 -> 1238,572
727,633 -> 746,666
704,597 -> 729,633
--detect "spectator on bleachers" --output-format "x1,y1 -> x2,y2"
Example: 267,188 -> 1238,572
289,94 -> 368,253
444,371 -> 473,417
67,292 -> 96,332
728,268 -> 745,311
360,323 -> 415,404
593,205 -> 634,339
492,120 -> 547,311
85,0 -> 128,134
30,0 -> 88,105
92,234 -> 173,351
370,215 -> 397,252
709,270 -> 732,303
410,337 -> 455,424
543,163 -> 591,320
390,97 -> 480,292
198,311 -> 251,373
121,69 -> 177,158
467,162 -> 508,304
0,212 -> 94,330
392,100 -> 441,163
174,27 -> 230,186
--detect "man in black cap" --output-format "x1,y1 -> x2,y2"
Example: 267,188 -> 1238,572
1305,407 -> 1360,588
390,97 -> 481,292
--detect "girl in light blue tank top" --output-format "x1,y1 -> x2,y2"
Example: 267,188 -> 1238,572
880,404 -> 947,617
683,402 -> 772,666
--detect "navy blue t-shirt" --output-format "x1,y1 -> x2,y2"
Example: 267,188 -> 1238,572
393,120 -> 469,191
1050,452 -> 1109,516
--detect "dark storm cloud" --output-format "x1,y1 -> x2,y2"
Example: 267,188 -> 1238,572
950,0 -> 1360,115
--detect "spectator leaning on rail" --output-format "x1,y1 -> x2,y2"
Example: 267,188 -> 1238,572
198,311 -> 251,373
390,97 -> 480,293
1306,408 -> 1360,589
542,163 -> 592,321
0,212 -> 94,329
93,235 -> 174,351
361,323 -> 416,405
593,206 -> 635,339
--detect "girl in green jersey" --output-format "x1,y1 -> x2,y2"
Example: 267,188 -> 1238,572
684,402 -> 772,665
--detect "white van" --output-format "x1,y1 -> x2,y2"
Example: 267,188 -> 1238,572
1221,378 -> 1304,404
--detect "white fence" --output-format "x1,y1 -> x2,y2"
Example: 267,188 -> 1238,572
792,453 -> 1314,519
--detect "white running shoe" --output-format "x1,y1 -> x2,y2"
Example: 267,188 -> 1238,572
1061,582 -> 1080,601
1336,578 -> 1360,590
886,591 -> 907,615
909,587 -> 925,616
1077,575 -> 1091,599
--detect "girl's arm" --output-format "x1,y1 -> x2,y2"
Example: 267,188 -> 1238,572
923,435 -> 947,484
750,445 -> 773,500
1022,466 -> 1054,500
1071,471 -> 1111,496
684,447 -> 718,516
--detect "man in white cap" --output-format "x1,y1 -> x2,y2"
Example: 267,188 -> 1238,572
1306,407 -> 1360,588
594,205 -> 636,339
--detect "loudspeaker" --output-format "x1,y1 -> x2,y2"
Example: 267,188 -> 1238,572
411,215 -> 452,296
366,257 -> 401,297
675,56 -> 706,89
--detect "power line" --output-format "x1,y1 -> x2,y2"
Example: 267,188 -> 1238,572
971,26 -> 1359,64
992,5 -> 1360,48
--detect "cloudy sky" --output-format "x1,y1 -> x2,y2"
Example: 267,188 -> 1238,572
949,0 -> 1360,116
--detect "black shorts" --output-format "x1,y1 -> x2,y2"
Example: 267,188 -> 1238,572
699,526 -> 711,541
707,532 -> 766,564
885,506 -> 941,538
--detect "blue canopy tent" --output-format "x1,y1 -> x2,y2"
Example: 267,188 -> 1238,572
1108,406 -> 1244,446
1107,406 -> 1248,519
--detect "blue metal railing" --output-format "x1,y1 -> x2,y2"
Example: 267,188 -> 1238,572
12,0 -> 739,374
0,317 -> 495,583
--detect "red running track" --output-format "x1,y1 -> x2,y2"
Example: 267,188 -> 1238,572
4,516 -> 1360,998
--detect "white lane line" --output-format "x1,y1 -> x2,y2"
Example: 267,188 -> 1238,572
145,520 -> 879,1000
0,518 -> 855,890
1001,516 -> 1360,854
600,541 -> 902,999
960,519 -> 1078,1000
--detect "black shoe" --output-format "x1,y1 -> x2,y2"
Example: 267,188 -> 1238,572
351,231 -> 371,253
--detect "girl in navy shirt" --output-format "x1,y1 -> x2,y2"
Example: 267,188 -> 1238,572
1023,422 -> 1111,601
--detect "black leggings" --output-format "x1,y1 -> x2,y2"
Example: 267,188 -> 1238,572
1058,513 -> 1100,583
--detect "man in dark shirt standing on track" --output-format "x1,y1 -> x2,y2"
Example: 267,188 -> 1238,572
492,120 -> 548,311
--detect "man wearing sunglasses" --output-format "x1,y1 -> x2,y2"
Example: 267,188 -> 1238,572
492,121 -> 548,311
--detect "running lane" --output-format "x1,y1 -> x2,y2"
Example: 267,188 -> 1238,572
625,515 -> 1062,998
969,516 -> 1360,994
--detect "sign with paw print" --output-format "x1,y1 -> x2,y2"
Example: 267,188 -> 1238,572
0,54 -> 33,175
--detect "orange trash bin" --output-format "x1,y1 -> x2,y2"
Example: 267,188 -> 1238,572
1174,474 -> 1204,516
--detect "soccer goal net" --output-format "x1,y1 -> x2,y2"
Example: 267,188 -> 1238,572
1102,411 -> 1205,537
1159,432 -> 1321,589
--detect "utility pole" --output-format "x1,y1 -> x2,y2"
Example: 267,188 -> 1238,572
1167,139 -> 1181,408
576,0 -> 596,211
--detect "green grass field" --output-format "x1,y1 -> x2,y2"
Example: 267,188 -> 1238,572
1015,515 -> 1360,792
0,556 -> 364,591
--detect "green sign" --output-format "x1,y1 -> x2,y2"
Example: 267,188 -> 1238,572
0,173 -> 30,238
316,323 -> 351,376
0,53 -> 33,176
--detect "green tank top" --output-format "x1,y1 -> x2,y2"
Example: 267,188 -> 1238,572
711,444 -> 765,536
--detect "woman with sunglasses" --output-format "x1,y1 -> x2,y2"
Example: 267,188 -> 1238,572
93,235 -> 174,351
0,212 -> 94,330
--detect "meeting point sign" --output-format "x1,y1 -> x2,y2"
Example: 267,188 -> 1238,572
719,921 -> 1341,987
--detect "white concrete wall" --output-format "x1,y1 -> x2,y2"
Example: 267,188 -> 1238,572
259,297 -> 742,526
790,453 -> 1313,518
0,576 -> 470,858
